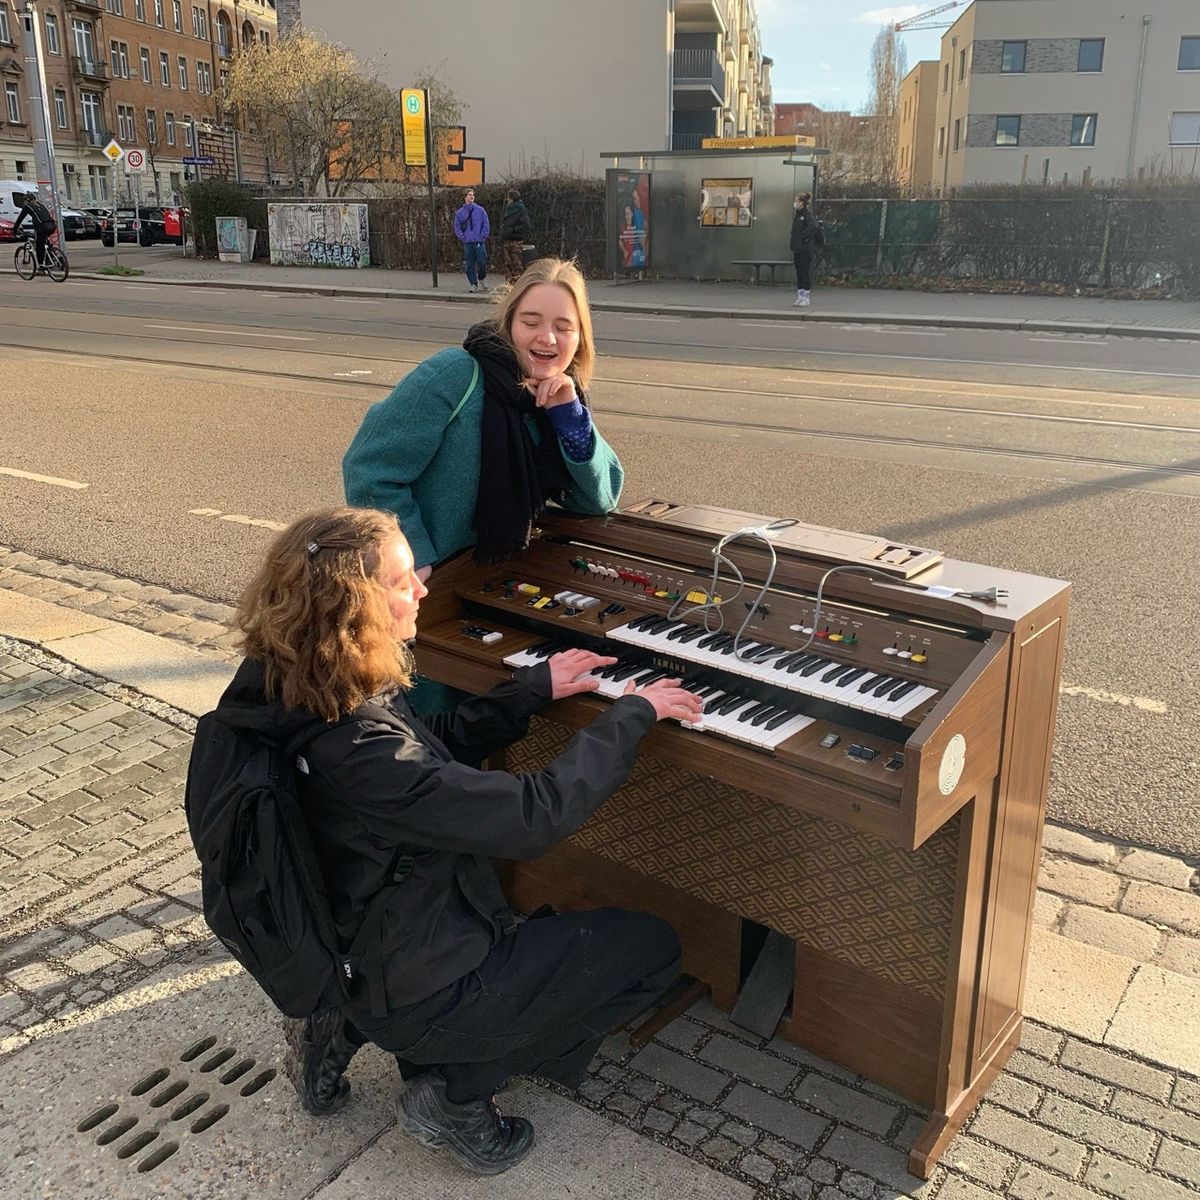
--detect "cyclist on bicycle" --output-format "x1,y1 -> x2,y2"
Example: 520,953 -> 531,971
13,192 -> 57,271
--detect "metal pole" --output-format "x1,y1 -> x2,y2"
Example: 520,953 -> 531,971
112,167 -> 119,267
875,198 -> 888,276
21,1 -> 66,250
423,88 -> 438,288
1127,16 -> 1151,178
134,172 -> 141,251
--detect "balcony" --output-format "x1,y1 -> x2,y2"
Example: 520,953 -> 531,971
72,56 -> 111,83
217,41 -> 233,60
673,47 -> 725,108
671,131 -> 707,151
82,126 -> 112,147
676,0 -> 726,34
66,0 -> 103,10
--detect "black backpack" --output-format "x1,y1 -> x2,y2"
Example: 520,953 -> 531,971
184,712 -> 409,1018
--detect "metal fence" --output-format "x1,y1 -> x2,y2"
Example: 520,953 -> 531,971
815,197 -> 1200,293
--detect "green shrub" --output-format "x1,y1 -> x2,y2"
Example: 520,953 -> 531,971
183,180 -> 269,259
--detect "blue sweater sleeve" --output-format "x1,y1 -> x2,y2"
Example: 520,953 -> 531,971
545,398 -> 595,463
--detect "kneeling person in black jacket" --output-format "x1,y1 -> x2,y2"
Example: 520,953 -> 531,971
220,505 -> 699,1175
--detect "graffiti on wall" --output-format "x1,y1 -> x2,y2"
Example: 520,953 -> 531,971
267,203 -> 371,268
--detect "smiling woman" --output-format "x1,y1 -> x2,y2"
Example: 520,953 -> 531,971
342,257 -> 622,579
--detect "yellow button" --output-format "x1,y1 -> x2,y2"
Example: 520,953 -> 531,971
911,653 -> 928,663
517,583 -> 540,595
654,590 -> 669,598
827,633 -> 844,643
685,590 -> 709,604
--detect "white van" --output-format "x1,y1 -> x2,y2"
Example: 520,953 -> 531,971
0,179 -> 38,223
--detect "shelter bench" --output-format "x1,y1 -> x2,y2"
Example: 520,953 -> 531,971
731,259 -> 795,285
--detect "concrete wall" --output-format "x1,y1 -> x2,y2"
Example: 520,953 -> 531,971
299,0 -> 672,178
933,0 -> 1200,189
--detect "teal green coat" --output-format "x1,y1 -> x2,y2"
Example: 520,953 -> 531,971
343,348 -> 624,569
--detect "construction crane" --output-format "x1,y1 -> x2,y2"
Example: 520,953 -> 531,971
894,2 -> 961,33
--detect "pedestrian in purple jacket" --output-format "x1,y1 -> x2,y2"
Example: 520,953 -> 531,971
453,189 -> 491,293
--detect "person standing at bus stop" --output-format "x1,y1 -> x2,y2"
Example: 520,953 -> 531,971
790,192 -> 824,307
454,188 -> 491,293
499,190 -> 532,282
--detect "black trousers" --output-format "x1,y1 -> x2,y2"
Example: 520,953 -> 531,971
35,229 -> 51,265
351,908 -> 680,1101
793,248 -> 813,290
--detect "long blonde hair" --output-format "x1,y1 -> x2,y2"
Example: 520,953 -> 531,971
493,257 -> 597,391
236,507 -> 413,721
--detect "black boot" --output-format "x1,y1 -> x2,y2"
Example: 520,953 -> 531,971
398,1071 -> 534,1175
282,1009 -> 359,1115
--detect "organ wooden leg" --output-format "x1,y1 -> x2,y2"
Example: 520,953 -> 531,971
908,1016 -> 1023,1178
628,979 -> 709,1049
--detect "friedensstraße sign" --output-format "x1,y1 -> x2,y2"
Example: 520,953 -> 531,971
401,88 -> 428,168
700,135 -> 818,150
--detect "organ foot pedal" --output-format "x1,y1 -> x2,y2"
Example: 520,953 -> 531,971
730,929 -> 796,1038
628,978 -> 709,1049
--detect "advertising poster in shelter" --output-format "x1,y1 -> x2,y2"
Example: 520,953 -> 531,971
700,177 -> 753,227
615,171 -> 650,270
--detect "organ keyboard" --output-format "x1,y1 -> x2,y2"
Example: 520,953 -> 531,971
415,499 -> 1070,1179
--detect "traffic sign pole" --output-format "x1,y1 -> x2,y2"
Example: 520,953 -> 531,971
423,89 -> 437,288
103,138 -> 125,268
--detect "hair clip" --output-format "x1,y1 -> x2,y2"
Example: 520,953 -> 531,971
306,541 -> 320,557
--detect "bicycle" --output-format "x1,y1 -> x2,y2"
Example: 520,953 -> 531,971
14,233 -> 69,283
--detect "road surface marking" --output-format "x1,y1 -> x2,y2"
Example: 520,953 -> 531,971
333,369 -> 374,376
1030,337 -> 1108,345
0,466 -> 88,490
189,506 -> 286,531
125,284 -> 157,290
631,316 -> 680,323
332,298 -> 379,305
147,323 -> 314,341
1060,684 -> 1168,714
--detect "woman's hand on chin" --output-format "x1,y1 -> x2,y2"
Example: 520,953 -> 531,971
526,373 -> 577,410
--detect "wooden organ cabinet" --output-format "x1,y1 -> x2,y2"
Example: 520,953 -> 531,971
414,500 -> 1070,1177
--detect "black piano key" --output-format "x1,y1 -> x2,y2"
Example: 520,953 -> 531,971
820,664 -> 854,683
857,673 -> 886,692
645,617 -> 674,634
835,668 -> 868,686
675,625 -> 709,644
800,658 -> 831,677
749,645 -> 786,663
696,631 -> 725,649
628,614 -> 658,631
665,623 -> 692,640
764,708 -> 798,731
715,693 -> 750,715
871,676 -> 901,697
773,652 -> 804,670
638,670 -> 670,686
787,654 -> 821,673
885,680 -> 919,701
750,705 -> 784,727
611,662 -> 646,681
738,702 -> 774,723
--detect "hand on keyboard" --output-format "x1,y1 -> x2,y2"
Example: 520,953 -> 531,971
547,649 -> 619,699
624,677 -> 707,724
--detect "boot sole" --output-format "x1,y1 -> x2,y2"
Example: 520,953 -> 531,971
398,1109 -> 535,1176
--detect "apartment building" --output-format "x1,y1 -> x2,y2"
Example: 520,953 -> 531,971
897,61 -> 938,192
932,0 -> 1200,190
0,0 -> 274,205
295,0 -> 775,175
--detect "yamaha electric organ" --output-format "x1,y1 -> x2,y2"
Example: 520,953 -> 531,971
414,500 -> 1070,1178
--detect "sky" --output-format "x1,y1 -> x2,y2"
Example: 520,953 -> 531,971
756,1 -> 952,113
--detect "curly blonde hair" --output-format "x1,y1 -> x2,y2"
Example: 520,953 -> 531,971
237,507 -> 413,722
493,257 -> 596,391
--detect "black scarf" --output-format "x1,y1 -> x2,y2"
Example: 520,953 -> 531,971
463,321 -> 576,564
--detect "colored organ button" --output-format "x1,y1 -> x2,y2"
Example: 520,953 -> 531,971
827,633 -> 844,643
882,646 -> 899,656
517,583 -> 540,595
897,650 -> 914,659
911,653 -> 928,663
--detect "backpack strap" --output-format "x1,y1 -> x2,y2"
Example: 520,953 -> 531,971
447,358 -> 480,426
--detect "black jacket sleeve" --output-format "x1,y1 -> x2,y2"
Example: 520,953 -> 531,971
12,209 -> 27,233
327,694 -> 658,860
418,663 -> 552,762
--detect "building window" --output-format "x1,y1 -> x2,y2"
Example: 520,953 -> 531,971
106,0 -> 124,15
81,90 -> 102,140
110,40 -> 130,78
178,55 -> 188,88
154,0 -> 163,26
160,50 -> 170,85
14,159 -> 28,178
1001,41 -> 1027,73
994,115 -> 1021,146
173,0 -> 181,32
1169,111 -> 1200,145
146,108 -> 157,142
88,164 -> 109,201
1180,37 -> 1200,71
191,4 -> 206,38
117,103 -> 135,141
1070,114 -> 1097,146
1077,38 -> 1104,72
73,17 -> 97,62
165,110 -> 175,145
62,162 -> 76,201
140,46 -> 151,81
183,116 -> 193,148
0,7 -> 11,44
958,47 -> 966,81
259,29 -> 269,46
54,88 -> 68,129
942,62 -> 949,92
45,12 -> 61,54
953,118 -> 961,151
5,82 -> 21,124
197,61 -> 211,94
937,126 -> 945,156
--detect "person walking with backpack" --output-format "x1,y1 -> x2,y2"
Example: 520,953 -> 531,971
13,191 -> 58,271
193,505 -> 699,1176
499,189 -> 532,282
790,191 -> 824,307
453,187 -> 491,292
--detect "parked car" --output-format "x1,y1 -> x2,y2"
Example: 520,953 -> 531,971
99,207 -> 167,247
61,208 -> 100,240
0,215 -> 13,241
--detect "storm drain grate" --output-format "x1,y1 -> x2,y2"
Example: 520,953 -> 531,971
75,1033 -> 278,1175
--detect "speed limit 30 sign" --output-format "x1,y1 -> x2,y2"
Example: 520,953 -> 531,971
124,148 -> 147,175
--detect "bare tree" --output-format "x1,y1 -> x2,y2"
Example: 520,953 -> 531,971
862,25 -> 907,187
223,32 -> 402,196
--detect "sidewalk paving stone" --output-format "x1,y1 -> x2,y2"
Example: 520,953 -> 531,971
1104,966 -> 1200,1075
1119,882 -> 1200,936
1085,1151 -> 1200,1200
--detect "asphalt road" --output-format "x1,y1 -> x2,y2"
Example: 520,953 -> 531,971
1,274 -> 1197,857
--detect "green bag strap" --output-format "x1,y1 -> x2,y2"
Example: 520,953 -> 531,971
447,358 -> 480,426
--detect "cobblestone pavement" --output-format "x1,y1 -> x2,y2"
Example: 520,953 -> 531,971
3,635 -> 1199,1199
4,539 -> 1195,976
